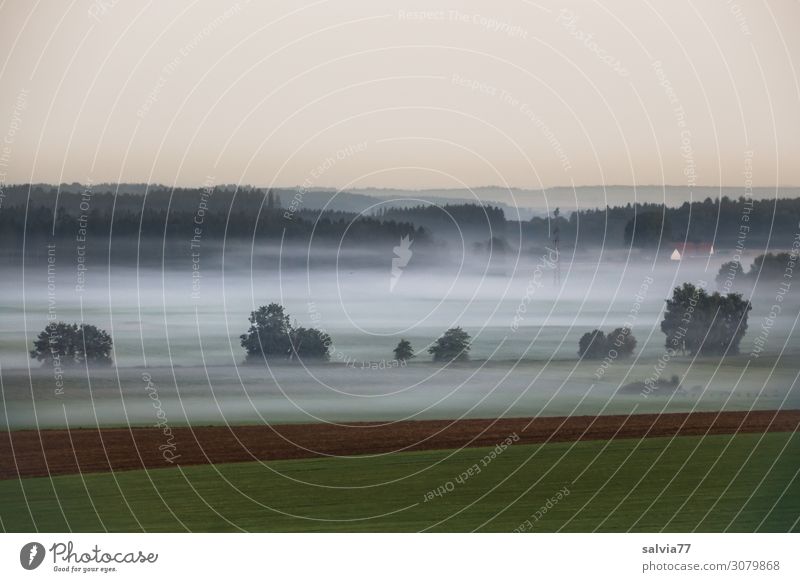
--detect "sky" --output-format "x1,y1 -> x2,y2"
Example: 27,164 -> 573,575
0,0 -> 798,191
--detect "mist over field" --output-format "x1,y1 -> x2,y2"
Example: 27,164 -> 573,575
3,239 -> 798,430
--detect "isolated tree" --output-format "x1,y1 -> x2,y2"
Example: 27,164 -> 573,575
30,322 -> 113,366
428,327 -> 471,362
289,326 -> 332,360
393,339 -> 414,362
661,283 -> 751,356
240,303 -> 292,361
608,327 -> 636,357
578,330 -> 607,359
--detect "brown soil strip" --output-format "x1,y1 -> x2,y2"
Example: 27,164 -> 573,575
1,410 -> 798,480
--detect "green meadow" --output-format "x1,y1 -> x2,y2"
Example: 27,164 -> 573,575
1,432 -> 798,532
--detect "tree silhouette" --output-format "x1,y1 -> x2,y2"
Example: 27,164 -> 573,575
393,339 -> 414,362
578,330 -> 607,359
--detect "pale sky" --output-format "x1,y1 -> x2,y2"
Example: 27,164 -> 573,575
0,0 -> 798,190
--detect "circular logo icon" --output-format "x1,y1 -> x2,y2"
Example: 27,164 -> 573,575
19,542 -> 45,570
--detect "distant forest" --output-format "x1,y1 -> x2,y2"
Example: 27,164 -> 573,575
1,185 -> 799,258
0,185 -> 426,258
526,196 -> 800,251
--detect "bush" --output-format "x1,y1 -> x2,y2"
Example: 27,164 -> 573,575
429,327 -> 471,362
30,322 -> 113,366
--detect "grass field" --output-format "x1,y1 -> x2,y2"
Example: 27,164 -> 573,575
1,432 -> 798,532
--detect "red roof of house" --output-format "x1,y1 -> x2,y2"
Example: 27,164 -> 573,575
673,242 -> 714,254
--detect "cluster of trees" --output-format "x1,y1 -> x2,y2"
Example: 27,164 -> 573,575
661,283 -> 751,355
240,303 -> 332,362
27,308 -> 475,368
27,286 -> 754,368
578,282 -> 753,360
578,327 -> 637,359
240,303 -> 475,364
716,252 -> 796,288
30,322 -> 113,366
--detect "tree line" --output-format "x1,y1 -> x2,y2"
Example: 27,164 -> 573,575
4,185 -> 800,252
519,197 -> 800,250
0,195 -> 427,251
